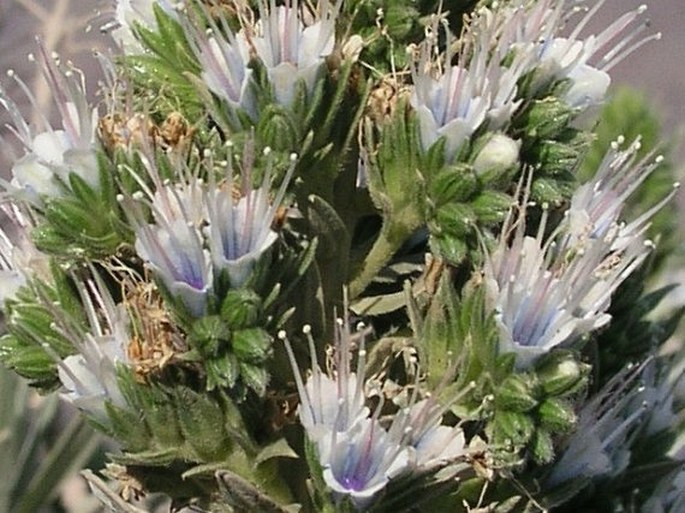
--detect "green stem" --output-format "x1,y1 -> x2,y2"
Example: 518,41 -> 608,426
349,223 -> 411,300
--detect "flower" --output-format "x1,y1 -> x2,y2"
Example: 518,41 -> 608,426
0,45 -> 99,204
282,309 -> 466,510
126,174 -> 213,318
184,8 -> 255,119
509,1 -> 659,115
547,362 -> 649,487
248,0 -> 340,107
483,142 -> 674,368
410,5 -> 532,162
0,203 -> 50,304
53,274 -> 131,423
205,146 -> 296,288
410,31 -> 489,162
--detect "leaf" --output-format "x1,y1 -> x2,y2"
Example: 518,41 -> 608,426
254,438 -> 299,468
215,470 -> 299,513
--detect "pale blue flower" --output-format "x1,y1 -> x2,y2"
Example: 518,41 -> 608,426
110,0 -> 178,52
250,0 -> 340,106
184,9 -> 256,119
205,148 -> 296,288
483,143 -> 673,368
0,203 -> 49,305
508,0 -> 658,115
282,312 -> 466,510
410,6 -> 532,161
547,362 -> 648,486
321,417 -> 411,510
130,178 -> 213,317
54,274 -> 131,423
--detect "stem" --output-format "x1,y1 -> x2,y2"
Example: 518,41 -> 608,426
349,223 -> 412,300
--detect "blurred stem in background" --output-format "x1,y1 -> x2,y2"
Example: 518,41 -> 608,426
0,364 -> 100,513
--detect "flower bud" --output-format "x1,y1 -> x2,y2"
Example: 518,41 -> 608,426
495,375 -> 539,413
536,352 -> 590,397
538,398 -> 577,433
472,134 -> 520,177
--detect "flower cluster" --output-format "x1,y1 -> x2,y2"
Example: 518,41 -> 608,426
0,0 -> 681,512
282,315 -> 466,510
483,139 -> 676,368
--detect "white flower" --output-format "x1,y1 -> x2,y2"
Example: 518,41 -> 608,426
0,46 -> 99,204
249,0 -> 339,106
0,203 -> 50,305
509,1 -> 658,112
411,37 -> 489,162
388,398 -> 466,469
129,177 -> 213,318
55,274 -> 130,423
321,417 -> 411,510
483,142 -> 673,368
565,137 -> 675,247
184,10 -> 255,119
410,6 -> 532,162
547,362 -> 648,486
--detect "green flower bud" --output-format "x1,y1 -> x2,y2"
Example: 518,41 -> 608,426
537,398 -> 577,433
428,163 -> 478,206
189,316 -> 231,356
536,352 -> 590,396
530,429 -> 555,465
206,352 -> 240,390
256,107 -> 299,152
232,328 -> 273,364
221,289 -> 262,330
519,98 -> 574,140
494,410 -> 536,446
495,375 -> 539,413
433,203 -> 476,238
472,134 -> 520,178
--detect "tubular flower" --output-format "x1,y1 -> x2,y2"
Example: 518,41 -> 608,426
508,0 -> 658,112
184,7 -> 256,119
205,146 -> 296,288
0,45 -> 99,204
547,362 -> 649,486
282,313 -> 466,510
410,4 -> 533,162
53,274 -> 131,424
248,0 -> 340,107
124,160 -> 212,318
484,143 -> 674,368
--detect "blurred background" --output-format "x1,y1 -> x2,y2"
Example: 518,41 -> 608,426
0,0 -> 683,511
